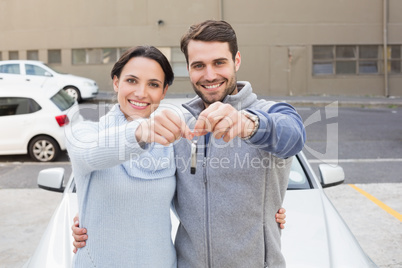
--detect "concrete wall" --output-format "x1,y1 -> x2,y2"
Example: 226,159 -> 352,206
0,0 -> 401,96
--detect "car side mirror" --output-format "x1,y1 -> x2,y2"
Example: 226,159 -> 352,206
37,168 -> 65,193
318,164 -> 345,188
44,71 -> 53,77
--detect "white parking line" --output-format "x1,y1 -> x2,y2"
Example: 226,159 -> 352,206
309,158 -> 402,164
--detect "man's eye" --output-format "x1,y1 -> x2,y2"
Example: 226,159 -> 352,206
194,64 -> 203,69
216,61 -> 224,66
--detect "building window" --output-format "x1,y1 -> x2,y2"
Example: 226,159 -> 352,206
72,48 -> 128,65
312,46 -> 334,75
335,46 -> 357,74
27,50 -> 39,61
388,45 -> 401,74
48,49 -> 62,64
313,45 -> 384,76
171,47 -> 188,77
9,51 -> 19,60
0,52 -> 2,61
359,46 -> 380,74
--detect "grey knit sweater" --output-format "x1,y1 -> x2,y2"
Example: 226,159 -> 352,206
66,104 -> 177,268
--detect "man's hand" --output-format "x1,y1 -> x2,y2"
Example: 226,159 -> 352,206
276,208 -> 287,229
135,109 -> 193,145
71,214 -> 87,253
193,102 -> 256,142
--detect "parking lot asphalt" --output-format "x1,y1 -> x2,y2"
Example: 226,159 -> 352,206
1,183 -> 401,268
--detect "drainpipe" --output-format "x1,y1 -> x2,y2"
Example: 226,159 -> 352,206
383,0 -> 389,97
219,0 -> 224,20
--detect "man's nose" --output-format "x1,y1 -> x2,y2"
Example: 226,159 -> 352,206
204,65 -> 217,81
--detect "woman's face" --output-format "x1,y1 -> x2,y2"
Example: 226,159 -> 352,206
113,56 -> 168,120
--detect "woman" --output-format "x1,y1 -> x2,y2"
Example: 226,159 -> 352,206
67,46 -> 191,267
68,46 -> 287,267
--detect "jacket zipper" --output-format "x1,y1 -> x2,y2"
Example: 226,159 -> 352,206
203,134 -> 212,267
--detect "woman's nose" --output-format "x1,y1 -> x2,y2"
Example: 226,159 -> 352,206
134,84 -> 147,98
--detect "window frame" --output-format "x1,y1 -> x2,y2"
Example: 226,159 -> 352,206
48,49 -> 62,65
312,45 -> 390,76
72,48 -> 128,65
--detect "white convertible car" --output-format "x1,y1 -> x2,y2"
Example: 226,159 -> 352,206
23,152 -> 378,267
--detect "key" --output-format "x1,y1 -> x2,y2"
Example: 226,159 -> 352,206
190,139 -> 198,174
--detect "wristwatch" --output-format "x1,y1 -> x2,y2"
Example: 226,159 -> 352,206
240,110 -> 259,140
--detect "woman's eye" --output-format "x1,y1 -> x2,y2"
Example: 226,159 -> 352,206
149,83 -> 160,88
127,79 -> 136,83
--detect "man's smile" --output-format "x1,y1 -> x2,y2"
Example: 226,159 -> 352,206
201,81 -> 224,90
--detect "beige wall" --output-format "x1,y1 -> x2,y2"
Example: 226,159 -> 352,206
1,0 -> 401,96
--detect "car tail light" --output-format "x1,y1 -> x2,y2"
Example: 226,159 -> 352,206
55,115 -> 69,127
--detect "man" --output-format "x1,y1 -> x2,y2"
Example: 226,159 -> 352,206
73,20 -> 305,267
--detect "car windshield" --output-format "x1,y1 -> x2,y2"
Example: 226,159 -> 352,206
287,155 -> 311,190
51,90 -> 75,111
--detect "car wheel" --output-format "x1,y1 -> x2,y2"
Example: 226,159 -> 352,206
64,87 -> 81,102
28,136 -> 61,162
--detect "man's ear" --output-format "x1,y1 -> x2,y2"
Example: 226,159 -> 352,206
113,76 -> 119,93
235,51 -> 241,72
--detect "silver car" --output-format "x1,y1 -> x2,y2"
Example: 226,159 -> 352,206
23,152 -> 378,267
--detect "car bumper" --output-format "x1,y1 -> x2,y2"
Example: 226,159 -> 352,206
80,84 -> 99,99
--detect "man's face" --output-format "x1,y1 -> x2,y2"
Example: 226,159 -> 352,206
187,40 -> 241,106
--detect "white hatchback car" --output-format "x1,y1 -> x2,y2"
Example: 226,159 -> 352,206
0,85 -> 81,162
24,152 -> 378,267
0,60 -> 98,102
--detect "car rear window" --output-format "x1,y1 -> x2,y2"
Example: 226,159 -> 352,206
51,90 -> 75,111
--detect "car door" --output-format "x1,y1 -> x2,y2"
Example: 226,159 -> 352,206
0,97 -> 41,154
23,63 -> 52,87
0,63 -> 25,85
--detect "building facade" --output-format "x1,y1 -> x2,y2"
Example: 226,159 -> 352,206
1,0 -> 401,97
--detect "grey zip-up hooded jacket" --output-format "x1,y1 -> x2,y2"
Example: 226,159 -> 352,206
173,81 -> 305,268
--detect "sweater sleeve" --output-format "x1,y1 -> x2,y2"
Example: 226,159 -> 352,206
244,102 -> 306,158
65,119 -> 149,177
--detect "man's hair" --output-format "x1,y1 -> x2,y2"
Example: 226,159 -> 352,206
110,45 -> 174,88
180,20 -> 238,64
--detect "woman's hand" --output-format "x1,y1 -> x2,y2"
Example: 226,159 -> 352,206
71,214 -> 87,253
